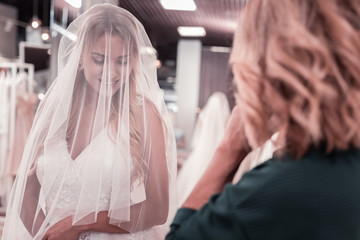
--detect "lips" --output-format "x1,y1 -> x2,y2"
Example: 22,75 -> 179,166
97,79 -> 120,85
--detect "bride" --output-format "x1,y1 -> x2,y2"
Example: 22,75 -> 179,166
1,4 -> 177,240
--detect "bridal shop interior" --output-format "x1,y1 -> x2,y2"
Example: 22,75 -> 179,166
0,0 -> 247,236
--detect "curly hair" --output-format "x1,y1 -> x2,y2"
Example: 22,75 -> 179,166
230,0 -> 360,158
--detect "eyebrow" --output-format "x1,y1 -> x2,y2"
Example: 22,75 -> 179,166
91,52 -> 129,59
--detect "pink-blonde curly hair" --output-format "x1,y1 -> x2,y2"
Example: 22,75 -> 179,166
230,0 -> 360,158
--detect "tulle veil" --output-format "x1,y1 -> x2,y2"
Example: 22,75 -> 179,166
2,4 -> 177,239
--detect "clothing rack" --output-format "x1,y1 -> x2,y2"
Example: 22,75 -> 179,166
0,62 -> 34,92
0,62 -> 34,208
0,62 -> 34,148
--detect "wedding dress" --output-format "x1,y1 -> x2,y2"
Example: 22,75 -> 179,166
35,129 -> 162,240
232,133 -> 280,183
7,93 -> 38,177
7,129 -> 166,240
177,92 -> 230,205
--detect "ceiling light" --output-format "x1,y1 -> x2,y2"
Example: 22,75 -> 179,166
41,32 -> 50,41
31,0 -> 41,29
177,26 -> 206,37
160,0 -> 197,11
156,59 -> 162,69
210,46 -> 231,53
65,0 -> 82,8
30,16 -> 41,29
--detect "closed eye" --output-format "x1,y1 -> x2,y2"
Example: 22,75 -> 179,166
91,52 -> 105,64
117,54 -> 130,65
117,59 -> 128,65
92,56 -> 104,65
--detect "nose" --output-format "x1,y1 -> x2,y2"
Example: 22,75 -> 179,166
108,61 -> 119,81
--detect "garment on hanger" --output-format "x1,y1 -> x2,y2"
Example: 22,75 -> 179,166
0,64 -> 35,208
232,132 -> 280,183
0,71 -> 11,207
6,92 -> 38,177
177,92 -> 230,205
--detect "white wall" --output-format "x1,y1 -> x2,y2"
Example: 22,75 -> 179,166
175,39 -> 202,149
0,3 -> 17,59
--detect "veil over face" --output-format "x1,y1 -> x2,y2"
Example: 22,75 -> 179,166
2,3 -> 177,239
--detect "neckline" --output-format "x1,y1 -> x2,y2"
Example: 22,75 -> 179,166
65,129 -> 107,162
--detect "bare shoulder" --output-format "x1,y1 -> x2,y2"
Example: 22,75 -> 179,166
142,97 -> 168,139
143,97 -> 163,123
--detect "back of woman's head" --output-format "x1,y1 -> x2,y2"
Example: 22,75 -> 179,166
230,0 -> 360,158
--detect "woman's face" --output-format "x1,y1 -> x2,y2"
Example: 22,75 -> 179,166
83,34 -> 133,96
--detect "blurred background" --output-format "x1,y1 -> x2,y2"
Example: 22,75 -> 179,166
0,0 -> 248,232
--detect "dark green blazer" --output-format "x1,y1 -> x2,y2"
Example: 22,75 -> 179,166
166,149 -> 360,240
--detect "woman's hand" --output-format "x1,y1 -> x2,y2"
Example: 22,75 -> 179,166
41,216 -> 82,240
218,104 -> 249,156
206,105 -> 250,177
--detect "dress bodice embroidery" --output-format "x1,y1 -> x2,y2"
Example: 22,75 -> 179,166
36,130 -> 146,227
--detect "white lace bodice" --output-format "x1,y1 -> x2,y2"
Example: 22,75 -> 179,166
35,130 -> 151,239
36,132 -> 116,218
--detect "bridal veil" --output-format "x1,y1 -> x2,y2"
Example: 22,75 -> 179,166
2,4 -> 177,239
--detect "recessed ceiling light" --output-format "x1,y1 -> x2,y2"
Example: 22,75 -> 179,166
160,0 -> 197,11
177,26 -> 206,37
210,46 -> 231,53
65,0 -> 82,8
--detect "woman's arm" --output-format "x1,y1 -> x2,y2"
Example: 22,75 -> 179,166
120,101 -> 170,230
20,146 -> 46,237
20,172 -> 46,236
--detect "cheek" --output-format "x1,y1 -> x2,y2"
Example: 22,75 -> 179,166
84,62 -> 103,79
126,63 -> 134,76
123,65 -> 132,75
119,64 -> 133,80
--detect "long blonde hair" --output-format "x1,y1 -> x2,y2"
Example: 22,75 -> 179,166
230,0 -> 360,158
68,6 -> 146,178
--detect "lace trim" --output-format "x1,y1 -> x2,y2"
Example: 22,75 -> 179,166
79,231 -> 95,240
78,229 -> 159,240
